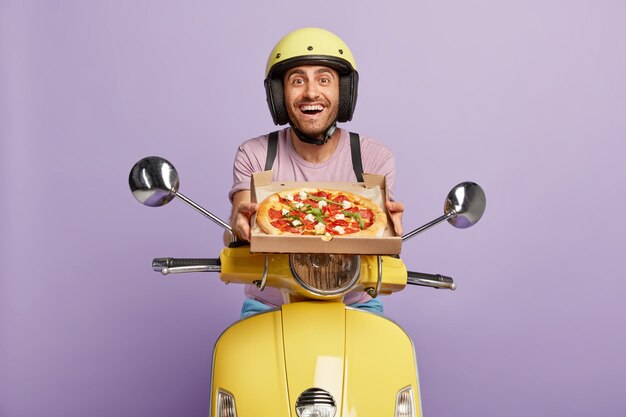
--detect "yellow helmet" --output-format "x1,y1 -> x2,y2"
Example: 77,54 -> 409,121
264,27 -> 359,126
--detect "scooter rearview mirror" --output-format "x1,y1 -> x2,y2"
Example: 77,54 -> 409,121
129,156 -> 180,207
128,156 -> 236,242
445,181 -> 486,229
402,181 -> 486,242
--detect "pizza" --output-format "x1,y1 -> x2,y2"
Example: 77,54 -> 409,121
256,188 -> 387,237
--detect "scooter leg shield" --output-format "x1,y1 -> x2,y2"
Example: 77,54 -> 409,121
343,307 -> 422,416
211,309 -> 291,417
210,302 -> 421,416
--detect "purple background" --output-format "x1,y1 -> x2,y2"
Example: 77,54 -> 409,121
2,1 -> 625,416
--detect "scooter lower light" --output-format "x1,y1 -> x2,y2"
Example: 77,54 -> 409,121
395,386 -> 415,417
295,387 -> 337,417
216,389 -> 237,417
295,404 -> 336,417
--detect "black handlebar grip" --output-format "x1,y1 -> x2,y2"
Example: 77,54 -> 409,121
170,258 -> 220,267
407,271 -> 454,284
152,258 -> 221,270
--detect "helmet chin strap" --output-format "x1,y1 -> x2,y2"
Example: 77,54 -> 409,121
290,122 -> 337,146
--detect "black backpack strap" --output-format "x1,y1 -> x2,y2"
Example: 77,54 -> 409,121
264,130 -> 279,171
266,130 -> 363,181
349,132 -> 364,182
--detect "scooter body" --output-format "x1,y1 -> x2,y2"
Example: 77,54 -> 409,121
212,247 -> 420,416
128,156 -> 486,417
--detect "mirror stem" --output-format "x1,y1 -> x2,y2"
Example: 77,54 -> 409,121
401,211 -> 456,242
174,190 -> 237,243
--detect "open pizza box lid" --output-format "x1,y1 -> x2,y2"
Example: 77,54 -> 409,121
249,170 -> 402,254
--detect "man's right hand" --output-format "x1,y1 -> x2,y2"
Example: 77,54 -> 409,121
228,190 -> 258,243
234,201 -> 258,241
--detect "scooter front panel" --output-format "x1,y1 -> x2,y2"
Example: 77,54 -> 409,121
281,302 -> 347,415
342,308 -> 422,417
211,310 -> 291,417
210,303 -> 421,417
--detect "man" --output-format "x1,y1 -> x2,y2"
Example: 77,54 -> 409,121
228,27 -> 404,317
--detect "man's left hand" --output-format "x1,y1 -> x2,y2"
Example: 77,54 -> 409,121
385,201 -> 404,236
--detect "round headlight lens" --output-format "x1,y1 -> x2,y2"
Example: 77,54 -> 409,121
289,254 -> 361,296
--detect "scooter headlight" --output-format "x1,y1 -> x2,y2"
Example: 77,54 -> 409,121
295,388 -> 337,417
395,386 -> 416,417
289,254 -> 361,296
216,389 -> 237,417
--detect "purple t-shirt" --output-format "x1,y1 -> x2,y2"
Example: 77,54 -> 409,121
229,127 -> 396,306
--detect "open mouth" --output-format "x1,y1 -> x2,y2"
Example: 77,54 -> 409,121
300,104 -> 324,115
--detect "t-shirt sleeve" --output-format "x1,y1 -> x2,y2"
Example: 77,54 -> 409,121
228,136 -> 268,202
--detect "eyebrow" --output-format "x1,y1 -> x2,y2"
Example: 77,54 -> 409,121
286,68 -> 336,78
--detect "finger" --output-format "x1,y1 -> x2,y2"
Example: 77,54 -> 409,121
394,222 -> 403,236
235,221 -> 251,241
386,201 -> 404,212
238,202 -> 258,214
390,212 -> 403,235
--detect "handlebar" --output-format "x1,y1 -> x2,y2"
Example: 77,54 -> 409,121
151,257 -> 456,290
407,271 -> 456,290
152,258 -> 221,275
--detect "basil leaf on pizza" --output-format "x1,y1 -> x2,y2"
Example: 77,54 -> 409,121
256,188 -> 387,237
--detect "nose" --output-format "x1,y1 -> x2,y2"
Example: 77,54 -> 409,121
303,81 -> 320,98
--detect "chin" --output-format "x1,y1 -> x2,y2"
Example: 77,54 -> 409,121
298,122 -> 330,135
302,131 -> 327,141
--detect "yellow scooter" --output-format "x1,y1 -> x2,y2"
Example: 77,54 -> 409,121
129,157 -> 486,417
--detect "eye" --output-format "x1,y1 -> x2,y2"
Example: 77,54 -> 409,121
318,73 -> 337,85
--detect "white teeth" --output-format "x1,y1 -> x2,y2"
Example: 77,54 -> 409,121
301,105 -> 324,111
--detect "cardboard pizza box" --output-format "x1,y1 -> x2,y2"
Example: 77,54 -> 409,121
249,170 -> 402,254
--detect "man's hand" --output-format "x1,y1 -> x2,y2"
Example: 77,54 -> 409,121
385,201 -> 404,236
234,201 -> 258,241
227,190 -> 258,244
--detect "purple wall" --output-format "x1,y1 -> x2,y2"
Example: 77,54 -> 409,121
2,1 -> 625,416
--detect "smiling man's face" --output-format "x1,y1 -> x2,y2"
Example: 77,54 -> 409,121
283,65 -> 340,140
